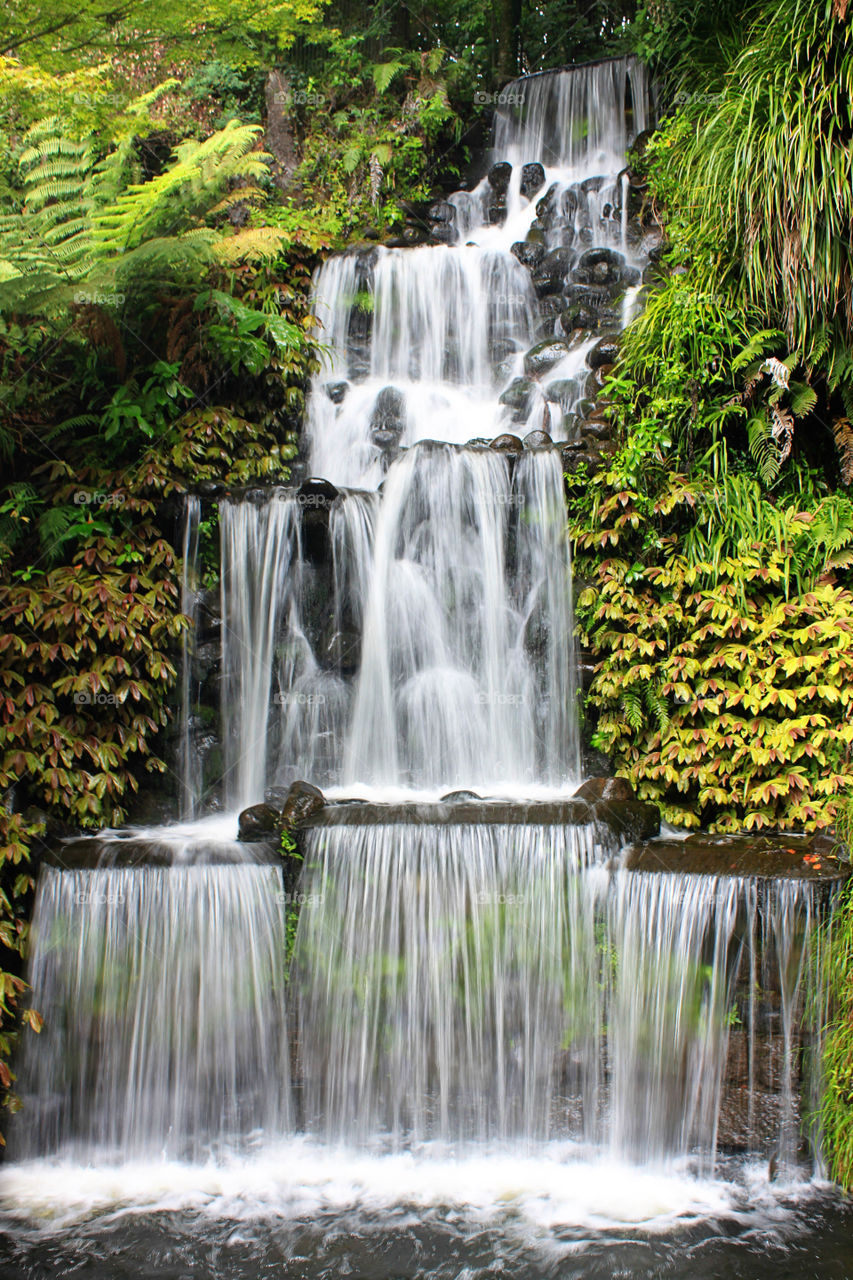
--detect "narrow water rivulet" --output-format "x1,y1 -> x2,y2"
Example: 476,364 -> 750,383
0,55 -> 846,1277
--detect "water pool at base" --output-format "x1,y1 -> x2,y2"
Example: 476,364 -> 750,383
0,1152 -> 850,1280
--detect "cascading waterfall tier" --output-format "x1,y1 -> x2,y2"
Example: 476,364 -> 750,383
220,445 -> 577,803
303,56 -> 653,492
14,864 -> 290,1161
293,824 -> 824,1173
12,830 -> 827,1186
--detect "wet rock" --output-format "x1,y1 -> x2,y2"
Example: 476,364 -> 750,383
370,429 -> 401,450
370,386 -> 406,444
511,241 -> 545,271
281,780 -> 326,828
532,246 -> 575,295
526,222 -> 546,244
582,420 -> 613,441
524,338 -> 570,378
588,338 -> 620,370
297,477 -> 339,507
546,220 -> 575,249
623,833 -> 851,882
428,201 -> 455,223
560,304 -> 599,333
488,201 -> 507,226
440,790 -> 482,802
499,377 -> 537,421
560,186 -> 580,219
524,429 -> 552,449
490,433 -> 524,453
535,183 -> 560,222
197,479 -> 223,497
430,224 -> 456,244
402,225 -> 427,246
573,776 -> 636,803
580,174 -> 607,194
545,377 -> 581,407
324,381 -> 348,404
238,803 -> 280,841
538,295 -> 566,322
488,161 -> 512,193
520,162 -> 546,198
562,448 -> 601,476
573,247 -> 628,287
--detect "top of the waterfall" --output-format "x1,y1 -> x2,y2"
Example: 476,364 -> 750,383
491,55 -> 651,173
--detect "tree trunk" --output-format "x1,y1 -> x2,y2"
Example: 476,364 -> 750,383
495,0 -> 522,81
264,71 -> 300,195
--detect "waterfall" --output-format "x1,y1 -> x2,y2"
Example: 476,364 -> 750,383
343,445 -> 578,789
14,864 -> 290,1161
2,57 -> 839,1251
219,447 -> 578,798
306,247 -> 538,488
493,57 -> 650,172
178,494 -> 201,819
293,825 -> 821,1173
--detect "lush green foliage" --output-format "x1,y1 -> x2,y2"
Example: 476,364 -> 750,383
573,472 -> 853,832
817,878 -> 853,1189
3,0 -> 328,71
622,1 -> 853,486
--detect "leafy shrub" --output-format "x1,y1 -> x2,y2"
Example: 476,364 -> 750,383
574,473 -> 853,831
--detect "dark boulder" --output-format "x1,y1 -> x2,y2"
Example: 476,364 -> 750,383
545,377 -> 581,409
441,790 -> 482,802
428,201 -> 455,223
524,429 -> 553,449
499,377 -> 537,421
238,803 -> 280,841
524,338 -> 570,378
535,184 -> 560,222
581,420 -> 613,441
488,161 -> 512,193
559,304 -> 599,333
490,433 -> 524,453
297,477 -> 339,508
573,247 -> 627,287
573,776 -> 636,804
511,241 -> 545,271
370,386 -> 406,444
430,224 -> 456,244
520,162 -> 546,198
588,338 -> 620,370
532,247 -> 575,295
282,780 -> 326,828
324,381 -> 349,404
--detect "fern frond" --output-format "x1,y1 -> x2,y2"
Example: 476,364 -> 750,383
747,412 -> 781,484
833,418 -> 853,485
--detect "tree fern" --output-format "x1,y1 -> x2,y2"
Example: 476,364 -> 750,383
0,113 -> 272,316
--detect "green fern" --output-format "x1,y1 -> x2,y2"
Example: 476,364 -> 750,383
747,411 -> 781,484
0,114 -> 271,316
622,690 -> 644,733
